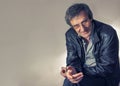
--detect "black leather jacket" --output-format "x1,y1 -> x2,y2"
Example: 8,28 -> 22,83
65,20 -> 120,86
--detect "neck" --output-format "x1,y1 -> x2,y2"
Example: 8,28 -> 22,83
85,36 -> 90,43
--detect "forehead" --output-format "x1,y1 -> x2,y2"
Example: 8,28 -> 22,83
70,11 -> 88,24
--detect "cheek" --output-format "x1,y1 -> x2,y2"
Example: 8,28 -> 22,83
85,22 -> 91,28
74,28 -> 80,33
75,29 -> 79,33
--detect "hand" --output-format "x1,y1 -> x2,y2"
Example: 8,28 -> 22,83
66,66 -> 84,83
60,67 -> 67,78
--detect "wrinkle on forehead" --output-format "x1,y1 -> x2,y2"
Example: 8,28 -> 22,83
70,11 -> 88,26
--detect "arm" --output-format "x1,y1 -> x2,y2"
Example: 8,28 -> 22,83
65,32 -> 82,72
60,31 -> 84,83
83,29 -> 119,77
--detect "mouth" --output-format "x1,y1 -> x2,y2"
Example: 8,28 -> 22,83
78,31 -> 90,36
79,32 -> 88,34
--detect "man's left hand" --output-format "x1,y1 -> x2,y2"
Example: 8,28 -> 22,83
66,66 -> 84,83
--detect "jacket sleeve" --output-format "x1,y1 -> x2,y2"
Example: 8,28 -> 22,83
65,33 -> 82,72
83,29 -> 119,77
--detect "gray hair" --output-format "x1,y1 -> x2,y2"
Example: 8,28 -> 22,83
65,3 -> 93,26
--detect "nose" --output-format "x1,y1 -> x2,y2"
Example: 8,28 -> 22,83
79,24 -> 85,32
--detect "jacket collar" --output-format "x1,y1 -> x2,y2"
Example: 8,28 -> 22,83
92,20 -> 100,44
93,31 -> 100,44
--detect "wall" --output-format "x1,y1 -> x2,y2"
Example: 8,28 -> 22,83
0,0 -> 120,86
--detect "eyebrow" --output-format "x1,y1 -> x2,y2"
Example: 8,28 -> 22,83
72,18 -> 88,27
81,18 -> 88,23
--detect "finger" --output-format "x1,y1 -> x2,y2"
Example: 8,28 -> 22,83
73,74 -> 83,81
61,67 -> 66,71
60,70 -> 65,75
72,72 -> 83,78
67,69 -> 73,73
69,75 -> 83,84
60,70 -> 66,75
61,67 -> 66,70
62,69 -> 66,73
66,66 -> 72,69
67,66 -> 76,74
66,70 -> 74,79
66,72 -> 73,79
67,66 -> 75,71
69,78 -> 82,84
60,67 -> 67,77
61,67 -> 66,73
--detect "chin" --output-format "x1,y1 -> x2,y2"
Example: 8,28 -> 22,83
81,35 -> 89,39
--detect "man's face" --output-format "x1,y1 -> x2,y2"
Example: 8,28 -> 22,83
70,11 -> 92,39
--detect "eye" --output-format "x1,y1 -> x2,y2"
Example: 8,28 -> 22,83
82,19 -> 89,25
73,24 -> 80,29
83,19 -> 88,23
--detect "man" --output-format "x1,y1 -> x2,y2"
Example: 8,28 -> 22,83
60,3 -> 120,86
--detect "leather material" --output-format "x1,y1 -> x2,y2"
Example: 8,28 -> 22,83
64,20 -> 120,86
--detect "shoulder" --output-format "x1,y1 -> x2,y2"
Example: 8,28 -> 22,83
93,20 -> 117,37
65,28 -> 78,38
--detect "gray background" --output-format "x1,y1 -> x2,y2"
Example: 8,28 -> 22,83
0,0 -> 120,86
